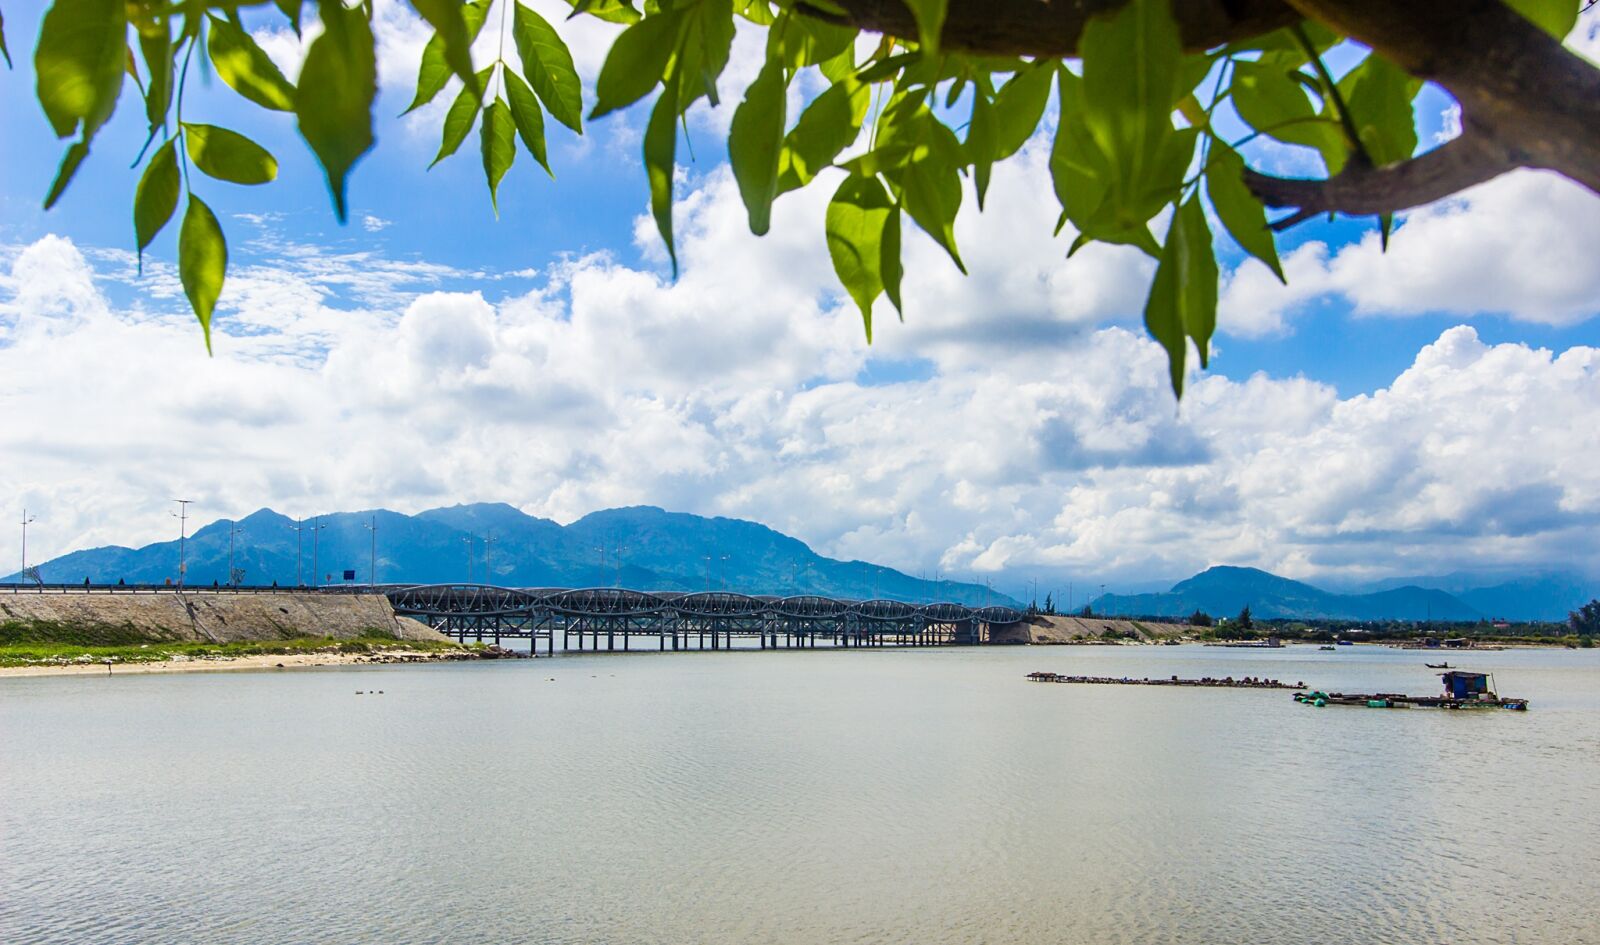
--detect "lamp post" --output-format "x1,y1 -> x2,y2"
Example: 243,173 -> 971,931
19,509 -> 36,581
310,516 -> 328,589
362,516 -> 378,587
171,499 -> 193,587
484,532 -> 497,585
462,536 -> 476,584
289,519 -> 306,586
719,554 -> 730,591
227,520 -> 243,587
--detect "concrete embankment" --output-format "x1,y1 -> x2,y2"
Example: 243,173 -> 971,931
0,590 -> 444,644
990,614 -> 1187,644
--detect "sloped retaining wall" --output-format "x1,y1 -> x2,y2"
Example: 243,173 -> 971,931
0,591 -> 444,643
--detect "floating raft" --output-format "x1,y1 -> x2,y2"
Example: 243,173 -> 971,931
1293,690 -> 1528,710
1026,672 -> 1304,690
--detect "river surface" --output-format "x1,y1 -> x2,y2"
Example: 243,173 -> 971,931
3,643 -> 1598,944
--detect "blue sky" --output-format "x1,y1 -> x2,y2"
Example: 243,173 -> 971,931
2,1 -> 1599,593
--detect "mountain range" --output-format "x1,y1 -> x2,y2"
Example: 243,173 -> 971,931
9,505 -> 1590,620
1089,565 -> 1594,623
5,504 -> 1019,607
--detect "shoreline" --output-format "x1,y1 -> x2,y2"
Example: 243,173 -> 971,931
0,648 -> 504,678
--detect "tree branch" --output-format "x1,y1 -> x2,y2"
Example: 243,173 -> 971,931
812,0 -> 1600,206
1281,0 -> 1600,194
812,0 -> 1302,57
1243,133 -> 1517,229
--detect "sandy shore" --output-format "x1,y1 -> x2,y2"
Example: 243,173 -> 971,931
0,649 -> 486,678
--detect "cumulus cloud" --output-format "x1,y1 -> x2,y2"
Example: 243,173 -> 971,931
1220,170 -> 1600,334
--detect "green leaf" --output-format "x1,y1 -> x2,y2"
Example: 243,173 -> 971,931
137,24 -> 173,130
410,0 -> 480,94
503,69 -> 552,176
570,0 -> 641,25
644,80 -> 680,275
431,69 -> 487,167
776,75 -> 869,194
671,0 -> 735,110
825,174 -> 895,341
179,195 -> 227,354
1079,0 -> 1180,229
879,103 -> 965,273
184,123 -> 279,185
989,62 -> 1053,160
0,8 -> 11,69
592,10 -> 681,119
296,0 -> 377,222
901,0 -> 947,53
275,0 -> 303,35
882,204 -> 903,316
43,139 -> 89,210
1505,0 -> 1579,38
1051,66 -> 1112,237
134,137 -> 181,263
207,14 -> 296,112
767,12 -> 854,70
967,90 -> 996,209
1337,53 -> 1421,168
1230,60 -> 1345,173
406,0 -> 489,115
1205,145 -> 1282,282
1173,196 -> 1217,368
513,1 -> 584,134
728,59 -> 786,235
480,98 -> 517,214
34,0 -> 126,139
1143,196 -> 1217,397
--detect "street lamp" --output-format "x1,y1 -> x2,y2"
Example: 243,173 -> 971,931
171,499 -> 193,587
288,518 -> 306,586
18,509 -> 36,581
362,516 -> 378,587
484,531 -> 498,585
226,520 -> 244,587
310,516 -> 328,589
462,535 -> 476,584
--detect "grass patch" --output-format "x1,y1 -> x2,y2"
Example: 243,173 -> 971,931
0,634 -> 467,668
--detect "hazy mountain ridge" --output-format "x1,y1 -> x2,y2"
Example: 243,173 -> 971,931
5,504 -> 1018,607
1087,565 -> 1580,622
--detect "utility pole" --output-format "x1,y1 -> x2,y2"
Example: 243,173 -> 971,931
171,499 -> 193,587
1100,584 -> 1107,616
227,520 -> 243,587
702,553 -> 713,592
484,531 -> 497,585
310,516 -> 328,589
362,516 -> 378,587
718,554 -> 731,591
462,536 -> 476,584
289,518 -> 306,586
19,509 -> 35,580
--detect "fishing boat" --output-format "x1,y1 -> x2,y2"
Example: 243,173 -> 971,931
1293,670 -> 1527,711
1319,645 -> 1336,651
1425,662 -> 1453,669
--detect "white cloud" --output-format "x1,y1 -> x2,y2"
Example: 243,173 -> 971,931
1220,170 -> 1600,332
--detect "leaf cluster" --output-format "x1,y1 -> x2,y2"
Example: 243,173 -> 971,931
18,0 -> 1584,394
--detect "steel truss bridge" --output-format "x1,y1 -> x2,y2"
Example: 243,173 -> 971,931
384,586 -> 1027,656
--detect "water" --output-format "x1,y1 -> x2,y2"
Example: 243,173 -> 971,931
3,644 -> 1598,944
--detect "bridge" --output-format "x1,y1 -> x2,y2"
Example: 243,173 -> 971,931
384,585 -> 1028,656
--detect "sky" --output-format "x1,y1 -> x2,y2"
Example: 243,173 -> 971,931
2,1 -> 1599,596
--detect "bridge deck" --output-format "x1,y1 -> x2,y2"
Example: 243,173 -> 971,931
384,585 -> 1026,656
